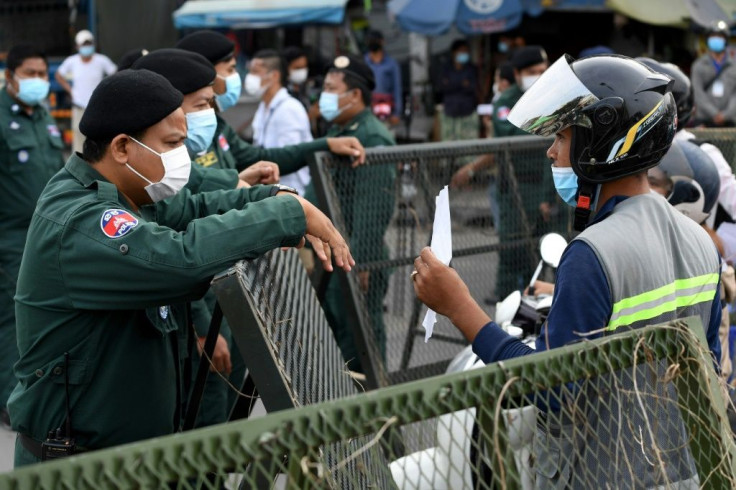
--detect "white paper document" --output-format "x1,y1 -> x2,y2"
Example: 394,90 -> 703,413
422,186 -> 452,342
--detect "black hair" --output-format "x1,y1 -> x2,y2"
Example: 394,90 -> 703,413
283,46 -> 306,65
498,61 -> 515,84
451,39 -> 469,53
6,44 -> 47,72
253,49 -> 287,86
83,129 -> 146,164
329,69 -> 371,106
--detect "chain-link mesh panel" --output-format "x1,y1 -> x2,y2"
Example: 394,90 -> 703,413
309,136 -> 570,387
1,319 -> 733,489
211,248 -> 394,488
690,128 -> 736,167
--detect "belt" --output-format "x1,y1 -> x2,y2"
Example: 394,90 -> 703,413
18,433 -> 87,460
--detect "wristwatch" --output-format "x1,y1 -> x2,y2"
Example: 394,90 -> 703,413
269,184 -> 299,197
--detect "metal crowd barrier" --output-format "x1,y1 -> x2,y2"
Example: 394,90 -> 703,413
1,318 -> 733,489
309,135 -> 570,387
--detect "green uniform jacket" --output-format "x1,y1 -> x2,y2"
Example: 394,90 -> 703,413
191,114 -> 329,174
304,109 -> 396,370
0,89 -> 65,254
186,161 -> 238,193
9,154 -> 306,449
491,84 -> 527,138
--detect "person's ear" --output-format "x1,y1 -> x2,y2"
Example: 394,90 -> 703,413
109,134 -> 132,165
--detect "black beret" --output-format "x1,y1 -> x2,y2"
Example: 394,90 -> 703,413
329,55 -> 375,91
117,48 -> 148,71
80,69 -> 183,140
176,30 -> 235,64
510,46 -> 548,70
132,48 -> 216,95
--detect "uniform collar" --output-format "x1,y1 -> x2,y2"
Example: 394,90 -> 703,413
65,152 -> 110,189
334,108 -> 371,133
0,88 -> 38,118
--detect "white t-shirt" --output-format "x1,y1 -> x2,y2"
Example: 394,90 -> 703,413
252,87 -> 313,194
57,53 -> 117,108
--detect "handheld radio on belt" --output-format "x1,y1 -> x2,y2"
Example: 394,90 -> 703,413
41,352 -> 76,460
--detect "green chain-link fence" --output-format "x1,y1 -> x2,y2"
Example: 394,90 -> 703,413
1,317 -> 733,489
690,128 -> 736,167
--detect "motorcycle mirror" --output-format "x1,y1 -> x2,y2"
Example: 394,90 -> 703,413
495,290 -> 521,326
539,233 -> 568,268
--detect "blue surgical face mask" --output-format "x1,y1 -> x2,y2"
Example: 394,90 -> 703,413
319,91 -> 351,122
15,76 -> 50,106
79,45 -> 95,57
184,108 -> 217,154
551,166 -> 579,207
215,73 -> 242,112
708,36 -> 727,53
455,52 -> 470,65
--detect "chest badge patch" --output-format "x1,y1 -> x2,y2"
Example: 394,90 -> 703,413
496,106 -> 510,121
100,209 -> 139,238
218,134 -> 230,151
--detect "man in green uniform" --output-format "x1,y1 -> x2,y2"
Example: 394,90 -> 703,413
173,31 -> 366,180
0,45 -> 65,426
491,46 -> 561,299
304,55 -> 396,372
9,69 -> 354,466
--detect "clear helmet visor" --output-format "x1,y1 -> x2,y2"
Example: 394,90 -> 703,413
508,55 -> 599,136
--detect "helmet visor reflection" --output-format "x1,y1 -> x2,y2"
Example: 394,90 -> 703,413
508,55 -> 599,136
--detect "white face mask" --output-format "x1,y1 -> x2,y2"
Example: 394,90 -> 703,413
289,67 -> 308,85
520,74 -> 540,92
127,137 -> 191,202
244,73 -> 270,98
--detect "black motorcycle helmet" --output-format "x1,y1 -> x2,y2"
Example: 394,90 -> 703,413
650,139 -> 720,224
636,57 -> 693,128
509,54 -> 677,185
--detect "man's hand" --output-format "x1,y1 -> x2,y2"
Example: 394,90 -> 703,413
539,201 -> 552,222
451,164 -> 474,189
239,161 -> 280,185
236,179 -> 251,188
284,194 -> 355,272
326,137 -> 366,167
714,112 -> 726,126
413,247 -> 490,342
197,334 -> 232,375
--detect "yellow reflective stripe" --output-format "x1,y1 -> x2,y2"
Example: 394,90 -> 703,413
615,100 -> 663,158
607,290 -> 716,331
611,273 -> 719,314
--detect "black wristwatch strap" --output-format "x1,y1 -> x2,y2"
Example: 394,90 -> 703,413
269,184 -> 299,197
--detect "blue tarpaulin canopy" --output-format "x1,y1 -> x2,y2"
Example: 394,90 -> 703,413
172,0 -> 349,29
387,0 -> 608,35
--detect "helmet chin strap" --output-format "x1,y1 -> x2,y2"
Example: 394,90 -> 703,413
574,180 -> 599,231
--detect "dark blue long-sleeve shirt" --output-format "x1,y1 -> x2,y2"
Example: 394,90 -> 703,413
364,53 -> 402,116
472,196 -> 723,365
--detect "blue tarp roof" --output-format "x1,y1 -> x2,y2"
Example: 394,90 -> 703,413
173,0 -> 349,29
388,0 -> 608,35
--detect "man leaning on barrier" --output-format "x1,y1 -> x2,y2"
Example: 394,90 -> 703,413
413,54 -> 722,487
9,69 -> 354,467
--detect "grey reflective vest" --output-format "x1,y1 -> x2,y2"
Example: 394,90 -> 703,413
576,192 -> 720,333
535,192 -> 719,489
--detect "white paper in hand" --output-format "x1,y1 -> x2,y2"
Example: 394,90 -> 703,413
422,185 -> 452,342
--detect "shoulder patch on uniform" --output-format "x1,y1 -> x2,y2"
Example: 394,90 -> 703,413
100,209 -> 139,239
47,124 -> 61,138
218,134 -> 230,151
496,106 -> 510,121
